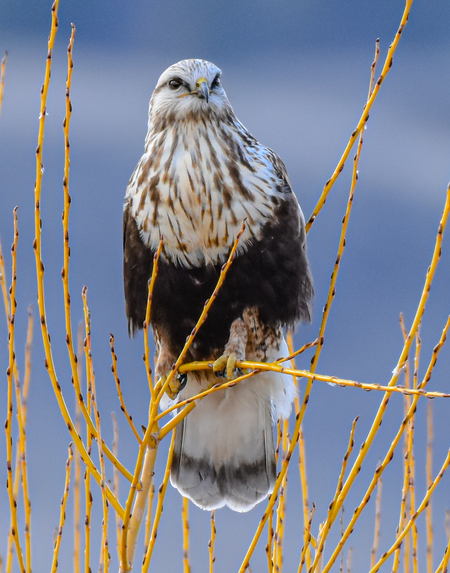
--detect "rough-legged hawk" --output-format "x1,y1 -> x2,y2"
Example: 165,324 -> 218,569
123,59 -> 313,512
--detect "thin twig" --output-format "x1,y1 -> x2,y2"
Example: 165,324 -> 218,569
305,2 -> 412,232
50,445 -> 74,572
209,510 -> 216,573
141,431 -> 177,572
110,334 -> 142,443
182,497 -> 191,573
369,450 -> 450,573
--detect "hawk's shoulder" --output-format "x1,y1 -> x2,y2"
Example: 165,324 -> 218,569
264,148 -> 293,192
123,201 -> 155,336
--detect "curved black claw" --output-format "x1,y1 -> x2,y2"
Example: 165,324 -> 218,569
214,369 -> 227,379
177,372 -> 188,391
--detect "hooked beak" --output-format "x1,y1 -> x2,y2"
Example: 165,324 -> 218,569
196,78 -> 209,103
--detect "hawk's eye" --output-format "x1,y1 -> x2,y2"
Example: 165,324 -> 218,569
211,75 -> 221,89
168,78 -> 182,90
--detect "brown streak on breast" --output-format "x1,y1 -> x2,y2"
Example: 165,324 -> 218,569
236,125 -> 257,147
137,158 -> 151,187
170,211 -> 185,240
175,215 -> 184,240
203,130 -> 221,171
229,207 -> 238,226
163,130 -> 179,177
217,200 -> 223,220
222,183 -> 233,210
167,213 -> 176,237
223,220 -> 229,244
190,148 -> 198,170
138,187 -> 148,212
237,144 -> 256,173
152,133 -> 167,171
148,174 -> 161,226
178,193 -> 193,224
199,174 -> 207,221
187,170 -> 196,195
226,160 -> 254,201
241,204 -> 256,227
167,191 -> 175,212
208,199 -> 215,234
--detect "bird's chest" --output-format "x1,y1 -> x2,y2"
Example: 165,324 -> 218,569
130,129 -> 277,267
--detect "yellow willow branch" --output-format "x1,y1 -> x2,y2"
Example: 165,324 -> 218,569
426,399 -> 434,573
156,339 -> 319,424
121,225 -> 247,570
209,510 -> 216,573
0,50 -> 7,120
267,505 -> 274,573
120,430 -> 159,572
308,25 -> 379,383
82,289 -> 110,571
144,483 -> 155,561
273,418 -> 289,571
297,504 -> 316,573
156,368 -> 256,432
150,223 -> 248,438
166,359 -> 450,405
110,335 -> 142,444
143,238 -> 163,402
118,241 -> 163,571
393,314 -> 416,573
31,4 -> 126,518
286,330 -> 312,573
150,220 -> 247,415
182,497 -> 191,573
304,178 -> 450,571
242,34 -> 386,571
305,0 -> 413,233
321,313 -> 450,573
315,417 -> 359,568
370,474 -> 383,568
0,233 -> 9,327
435,533 -> 450,573
141,431 -> 176,573
332,417 -> 359,507
241,180 -> 449,573
328,184 -> 449,525
50,445 -> 73,573
119,410 -> 159,571
296,428 -> 311,573
5,207 -> 26,573
369,450 -> 450,573
60,23 -> 133,486
11,305 -> 33,553
9,210 -> 32,573
73,324 -> 83,573
112,411 -> 121,565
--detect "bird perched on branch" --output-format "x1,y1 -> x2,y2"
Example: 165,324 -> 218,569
123,59 -> 313,512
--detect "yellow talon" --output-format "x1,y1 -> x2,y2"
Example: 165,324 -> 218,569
161,372 -> 188,400
213,354 -> 228,372
213,352 -> 239,380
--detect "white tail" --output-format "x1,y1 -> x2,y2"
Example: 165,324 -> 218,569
167,359 -> 295,512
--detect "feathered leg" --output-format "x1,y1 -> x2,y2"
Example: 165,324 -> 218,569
154,332 -> 185,399
212,316 -> 248,379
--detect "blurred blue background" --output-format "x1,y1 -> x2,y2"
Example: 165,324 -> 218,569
1,0 -> 450,570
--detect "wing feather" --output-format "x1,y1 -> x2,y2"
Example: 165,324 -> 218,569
123,201 -> 154,336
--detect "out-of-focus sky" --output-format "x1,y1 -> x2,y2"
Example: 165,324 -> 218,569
1,1 -> 450,571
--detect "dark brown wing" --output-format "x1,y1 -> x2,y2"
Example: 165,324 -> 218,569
266,148 -> 313,322
123,148 -> 313,347
123,202 -> 155,336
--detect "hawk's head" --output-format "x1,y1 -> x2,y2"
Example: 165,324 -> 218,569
148,59 -> 232,124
